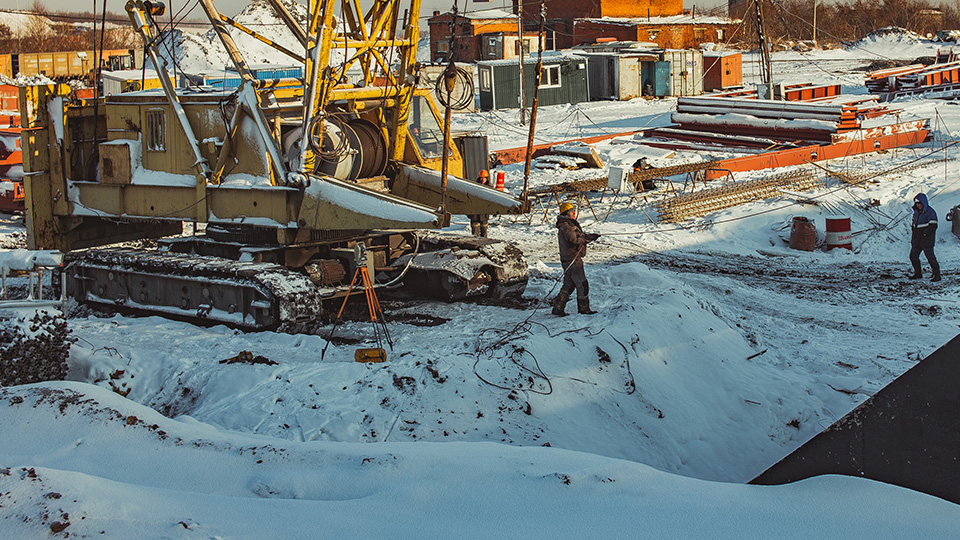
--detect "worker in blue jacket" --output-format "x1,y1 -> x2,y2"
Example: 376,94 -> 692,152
909,193 -> 941,282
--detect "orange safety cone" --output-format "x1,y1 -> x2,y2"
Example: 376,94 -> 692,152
495,171 -> 505,191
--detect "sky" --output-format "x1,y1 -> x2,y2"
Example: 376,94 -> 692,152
0,0 -> 730,26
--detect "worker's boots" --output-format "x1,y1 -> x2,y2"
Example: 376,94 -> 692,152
552,292 -> 570,317
578,297 -> 597,315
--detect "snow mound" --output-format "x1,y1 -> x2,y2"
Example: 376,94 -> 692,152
0,73 -> 56,86
863,27 -> 922,41
2,382 -> 960,539
161,0 -> 309,74
846,26 -> 936,60
0,12 -> 54,35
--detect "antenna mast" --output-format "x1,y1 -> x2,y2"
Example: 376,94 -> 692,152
754,0 -> 774,99
517,0 -> 526,125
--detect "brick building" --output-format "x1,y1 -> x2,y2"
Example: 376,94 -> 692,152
573,15 -> 742,49
428,9 -> 520,63
512,0 -> 684,20
514,0 -> 686,50
428,1 -> 737,63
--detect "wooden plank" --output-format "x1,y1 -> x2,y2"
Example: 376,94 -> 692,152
551,146 -> 605,168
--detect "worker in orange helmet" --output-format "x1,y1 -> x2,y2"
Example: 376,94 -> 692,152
552,201 -> 600,316
469,170 -> 491,237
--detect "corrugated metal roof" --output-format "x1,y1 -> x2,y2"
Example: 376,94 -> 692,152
575,15 -> 740,25
434,8 -> 516,20
477,52 -> 584,67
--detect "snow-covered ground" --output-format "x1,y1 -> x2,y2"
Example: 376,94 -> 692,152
4,19 -> 960,539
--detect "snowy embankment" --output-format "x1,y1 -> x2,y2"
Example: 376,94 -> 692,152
3,383 -> 959,539
4,19 -> 960,538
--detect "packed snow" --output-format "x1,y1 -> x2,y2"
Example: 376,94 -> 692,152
3,9 -> 960,539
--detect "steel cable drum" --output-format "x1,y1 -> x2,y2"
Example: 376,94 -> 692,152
312,117 -> 357,180
283,118 -> 386,181
347,118 -> 388,179
281,119 -> 355,180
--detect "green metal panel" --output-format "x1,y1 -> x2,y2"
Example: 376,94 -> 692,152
527,58 -> 588,108
478,57 -> 588,111
642,61 -> 670,97
654,62 -> 670,97
493,63 -> 518,110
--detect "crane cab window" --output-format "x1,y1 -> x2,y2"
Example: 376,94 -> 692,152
407,95 -> 445,159
146,109 -> 166,152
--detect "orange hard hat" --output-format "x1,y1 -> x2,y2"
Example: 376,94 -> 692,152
479,170 -> 489,178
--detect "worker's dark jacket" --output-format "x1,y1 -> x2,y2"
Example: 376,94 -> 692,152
468,176 -> 490,224
557,214 -> 587,265
911,193 -> 938,248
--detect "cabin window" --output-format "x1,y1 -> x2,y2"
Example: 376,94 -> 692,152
479,68 -> 491,91
540,65 -> 561,88
515,39 -> 531,56
146,109 -> 166,152
437,41 -> 450,53
544,30 -> 556,51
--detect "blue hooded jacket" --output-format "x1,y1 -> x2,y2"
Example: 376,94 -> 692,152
911,193 -> 938,248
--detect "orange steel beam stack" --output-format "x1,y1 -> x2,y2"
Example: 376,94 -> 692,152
702,120 -> 929,180
781,83 -> 842,102
865,61 -> 960,100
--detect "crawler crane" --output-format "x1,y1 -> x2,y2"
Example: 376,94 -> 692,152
21,0 -> 529,330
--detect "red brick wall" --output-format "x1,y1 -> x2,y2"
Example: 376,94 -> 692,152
571,22 -> 641,46
514,0 -> 682,19
548,19 -> 577,50
428,14 -> 518,63
572,21 -> 741,49
514,0 -> 599,20
601,0 -> 683,18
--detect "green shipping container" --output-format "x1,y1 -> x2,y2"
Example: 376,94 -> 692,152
477,54 -> 589,111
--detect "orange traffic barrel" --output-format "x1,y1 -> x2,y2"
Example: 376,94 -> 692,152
789,216 -> 816,251
825,216 -> 852,250
495,171 -> 505,191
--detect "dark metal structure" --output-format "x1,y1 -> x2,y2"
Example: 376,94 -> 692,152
751,332 -> 960,505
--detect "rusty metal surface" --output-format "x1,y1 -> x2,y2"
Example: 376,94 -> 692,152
654,169 -> 825,223
530,161 -> 720,196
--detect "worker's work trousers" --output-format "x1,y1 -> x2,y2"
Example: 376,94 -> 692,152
559,258 -> 589,300
910,244 -> 940,276
469,215 -> 489,237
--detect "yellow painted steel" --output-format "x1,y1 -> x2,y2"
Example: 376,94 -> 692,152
299,0 -> 422,162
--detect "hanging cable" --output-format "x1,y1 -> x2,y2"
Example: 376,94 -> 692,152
434,65 -> 474,110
